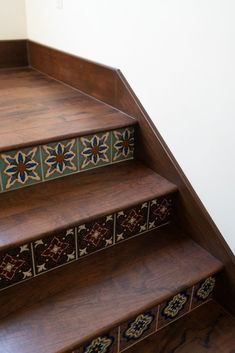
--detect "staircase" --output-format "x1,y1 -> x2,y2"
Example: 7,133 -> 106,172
0,42 -> 234,353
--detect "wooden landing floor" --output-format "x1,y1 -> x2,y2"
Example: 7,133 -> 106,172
0,68 -> 134,152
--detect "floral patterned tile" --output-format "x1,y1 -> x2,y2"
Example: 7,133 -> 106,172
112,127 -> 135,163
115,202 -> 148,243
41,139 -> 78,180
72,328 -> 118,353
157,287 -> 192,329
79,132 -> 112,171
0,244 -> 33,290
119,307 -> 158,351
148,195 -> 174,230
0,146 -> 42,191
77,215 -> 114,258
33,228 -> 76,275
191,276 -> 216,310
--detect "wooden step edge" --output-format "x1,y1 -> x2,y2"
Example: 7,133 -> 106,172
0,227 -> 224,353
0,191 -> 177,292
0,123 -> 137,194
124,300 -> 235,353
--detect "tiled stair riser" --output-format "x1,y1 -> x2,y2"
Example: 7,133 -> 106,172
0,126 -> 135,193
0,194 -> 175,291
70,276 -> 218,353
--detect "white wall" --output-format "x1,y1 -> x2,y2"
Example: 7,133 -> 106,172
25,0 -> 235,254
0,0 -> 27,39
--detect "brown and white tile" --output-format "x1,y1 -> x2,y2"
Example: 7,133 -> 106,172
33,228 -> 76,275
0,243 -> 33,290
77,215 -> 114,258
148,195 -> 174,230
115,202 -> 148,243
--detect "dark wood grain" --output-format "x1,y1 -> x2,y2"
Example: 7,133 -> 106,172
28,40 -> 117,105
0,160 -> 177,250
113,70 -> 235,316
0,40 -> 28,69
0,68 -> 134,152
126,301 -> 235,353
0,225 -> 223,353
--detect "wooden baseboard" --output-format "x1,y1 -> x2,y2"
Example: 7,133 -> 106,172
0,40 -> 28,69
25,40 -> 235,315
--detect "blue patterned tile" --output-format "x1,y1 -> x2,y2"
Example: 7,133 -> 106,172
191,276 -> 216,309
112,127 -> 134,163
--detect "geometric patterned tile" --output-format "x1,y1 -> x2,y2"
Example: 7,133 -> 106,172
0,146 -> 42,191
41,139 -> 77,180
79,131 -> 112,171
72,328 -> 118,353
112,127 -> 135,163
148,195 -> 174,230
115,202 -> 148,243
0,243 -> 33,290
77,215 -> 114,258
191,276 -> 216,310
119,307 -> 158,351
157,287 -> 192,329
33,228 -> 76,275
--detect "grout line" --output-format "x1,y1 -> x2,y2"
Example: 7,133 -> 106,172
39,145 -> 45,181
117,326 -> 121,353
147,201 -> 151,230
155,304 -> 160,332
189,286 -> 195,311
75,226 -> 78,260
30,242 -> 36,277
113,213 -> 117,245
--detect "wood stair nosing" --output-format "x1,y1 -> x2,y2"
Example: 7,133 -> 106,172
0,226 -> 223,353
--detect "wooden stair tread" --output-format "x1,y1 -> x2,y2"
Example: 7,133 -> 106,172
0,160 -> 177,249
0,68 -> 135,152
126,300 -> 235,353
0,226 -> 223,353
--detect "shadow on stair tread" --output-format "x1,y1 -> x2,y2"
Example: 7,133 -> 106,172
0,225 -> 223,353
126,300 -> 235,353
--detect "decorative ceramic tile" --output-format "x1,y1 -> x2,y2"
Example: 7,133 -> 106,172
79,132 -> 111,171
33,228 -> 76,275
119,307 -> 158,351
72,328 -> 118,353
115,202 -> 148,243
157,288 -> 192,329
0,244 -> 33,290
0,146 -> 42,191
191,276 -> 216,309
112,127 -> 135,163
42,139 -> 77,180
77,215 -> 114,257
148,195 -> 174,230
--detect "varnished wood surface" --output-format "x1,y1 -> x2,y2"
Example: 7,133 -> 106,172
28,40 -> 117,105
0,226 -> 223,353
127,301 -> 235,353
0,40 -> 28,69
0,68 -> 134,152
0,160 -> 177,249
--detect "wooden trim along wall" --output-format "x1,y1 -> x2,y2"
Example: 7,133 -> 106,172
0,40 -> 28,69
12,40 -> 235,315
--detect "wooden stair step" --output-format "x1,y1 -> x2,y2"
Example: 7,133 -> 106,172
0,68 -> 135,152
0,68 -> 137,194
0,225 -> 223,353
126,300 -> 235,353
0,160 -> 177,291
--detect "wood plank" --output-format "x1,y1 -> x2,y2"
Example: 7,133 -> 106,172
126,301 -> 235,353
0,40 -> 28,68
0,160 -> 177,249
28,40 -> 117,105
0,226 -> 223,353
0,68 -> 135,152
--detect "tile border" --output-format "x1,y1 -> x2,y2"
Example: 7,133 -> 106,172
0,194 -> 174,291
69,275 -> 218,353
0,126 -> 135,193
